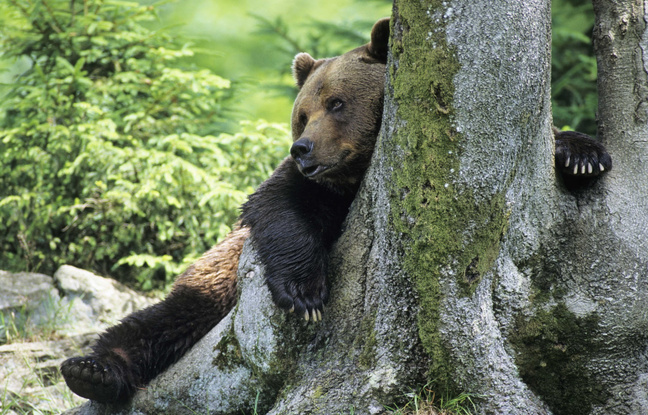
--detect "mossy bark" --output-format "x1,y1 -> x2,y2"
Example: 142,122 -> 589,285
386,1 -> 554,412
380,0 -> 648,414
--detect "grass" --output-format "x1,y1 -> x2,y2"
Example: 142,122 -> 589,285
1,350 -> 81,415
384,383 -> 479,415
0,293 -> 76,345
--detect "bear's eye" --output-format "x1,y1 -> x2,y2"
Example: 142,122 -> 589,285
328,98 -> 344,112
298,113 -> 308,128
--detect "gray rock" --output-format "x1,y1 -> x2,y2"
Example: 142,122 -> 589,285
0,267 -> 157,340
53,265 -> 157,336
0,271 -> 57,311
0,270 -> 61,340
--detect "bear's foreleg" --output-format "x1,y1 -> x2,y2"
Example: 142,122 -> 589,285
241,159 -> 353,321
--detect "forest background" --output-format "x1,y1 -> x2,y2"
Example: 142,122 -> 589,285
0,0 -> 597,292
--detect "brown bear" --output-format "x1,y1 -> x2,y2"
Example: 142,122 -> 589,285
60,17 -> 611,404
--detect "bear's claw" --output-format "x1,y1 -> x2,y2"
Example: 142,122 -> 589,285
303,308 -> 323,322
269,273 -> 328,323
292,276 -> 327,322
554,129 -> 612,177
60,356 -> 124,403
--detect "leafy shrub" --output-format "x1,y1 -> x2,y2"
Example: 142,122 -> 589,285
0,0 -> 290,289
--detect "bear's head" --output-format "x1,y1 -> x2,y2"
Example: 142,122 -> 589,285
290,18 -> 390,194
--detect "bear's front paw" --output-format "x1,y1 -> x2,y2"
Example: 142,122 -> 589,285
269,273 -> 329,322
60,356 -> 129,403
554,129 -> 612,177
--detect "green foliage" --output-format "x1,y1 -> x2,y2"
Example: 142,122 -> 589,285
0,0 -> 290,289
149,0 -> 392,122
251,14 -> 370,63
551,0 -> 598,135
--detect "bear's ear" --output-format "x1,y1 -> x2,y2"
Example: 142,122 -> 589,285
366,17 -> 390,63
292,52 -> 316,89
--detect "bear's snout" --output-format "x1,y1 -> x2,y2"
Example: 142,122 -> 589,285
291,137 -> 313,160
291,138 -> 324,177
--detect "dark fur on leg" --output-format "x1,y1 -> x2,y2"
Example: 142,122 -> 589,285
61,289 -> 227,403
60,353 -> 135,403
240,158 -> 355,321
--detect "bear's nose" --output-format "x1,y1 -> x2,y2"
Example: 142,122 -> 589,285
290,138 -> 313,160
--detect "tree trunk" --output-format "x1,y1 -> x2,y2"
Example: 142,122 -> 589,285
67,1 -> 648,415
384,0 -> 556,413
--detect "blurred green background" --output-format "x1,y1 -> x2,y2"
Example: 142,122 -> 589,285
145,0 -> 392,122
0,0 -> 596,290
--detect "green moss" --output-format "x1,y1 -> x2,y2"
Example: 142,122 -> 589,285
510,303 -> 606,415
388,1 -> 508,391
357,314 -> 378,369
313,385 -> 324,399
212,330 -> 244,370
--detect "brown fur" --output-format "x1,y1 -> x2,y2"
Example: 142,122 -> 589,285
290,43 -> 386,192
173,225 -> 249,304
59,226 -> 252,403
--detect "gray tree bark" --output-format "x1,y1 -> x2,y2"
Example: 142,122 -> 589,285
66,1 -> 648,415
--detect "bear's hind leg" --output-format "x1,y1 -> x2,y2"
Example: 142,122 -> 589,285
61,291 -> 224,403
61,340 -> 139,402
61,226 -> 248,403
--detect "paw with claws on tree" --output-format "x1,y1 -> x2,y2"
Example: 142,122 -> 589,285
268,271 -> 329,322
554,128 -> 612,177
